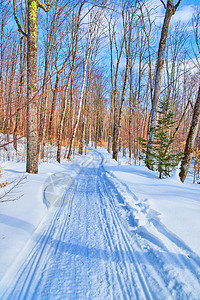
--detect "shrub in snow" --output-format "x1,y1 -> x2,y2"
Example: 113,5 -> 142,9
138,99 -> 183,179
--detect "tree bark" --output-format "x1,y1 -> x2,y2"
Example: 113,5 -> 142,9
48,72 -> 60,142
146,0 -> 181,170
67,44 -> 91,160
179,85 -> 200,183
56,2 -> 84,162
48,51 -> 70,144
26,0 -> 38,173
13,35 -> 26,151
112,8 -> 133,161
79,82 -> 90,155
107,18 -> 114,154
13,0 -> 54,173
112,36 -> 125,161
39,3 -> 58,159
113,42 -> 129,160
0,9 -> 7,128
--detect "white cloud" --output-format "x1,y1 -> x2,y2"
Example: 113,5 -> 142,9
171,5 -> 195,24
147,2 -> 196,26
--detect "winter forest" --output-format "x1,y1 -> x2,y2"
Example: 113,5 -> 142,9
1,0 -> 200,298
0,0 -> 199,181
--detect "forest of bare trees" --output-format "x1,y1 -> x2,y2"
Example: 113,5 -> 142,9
0,0 -> 199,182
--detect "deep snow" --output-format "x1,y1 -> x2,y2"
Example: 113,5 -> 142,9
0,148 -> 200,299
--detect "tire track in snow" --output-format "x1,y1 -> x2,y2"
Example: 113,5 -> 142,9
0,152 -> 97,299
98,152 -> 200,299
88,152 -> 158,298
0,177 -> 78,299
0,150 -> 200,299
97,171 -> 165,299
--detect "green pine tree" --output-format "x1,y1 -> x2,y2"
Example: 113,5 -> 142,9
138,100 -> 183,179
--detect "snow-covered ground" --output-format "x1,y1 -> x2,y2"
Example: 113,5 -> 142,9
0,148 -> 200,299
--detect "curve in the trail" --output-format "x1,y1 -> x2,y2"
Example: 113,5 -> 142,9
0,150 -> 200,300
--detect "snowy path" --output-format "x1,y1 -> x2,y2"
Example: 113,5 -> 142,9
0,150 -> 200,299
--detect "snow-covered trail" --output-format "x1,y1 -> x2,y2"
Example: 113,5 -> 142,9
0,150 -> 200,299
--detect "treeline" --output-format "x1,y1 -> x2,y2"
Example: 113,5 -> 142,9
0,0 -> 199,181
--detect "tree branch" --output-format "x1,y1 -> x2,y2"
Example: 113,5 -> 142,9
175,0 -> 182,10
160,0 -> 167,10
37,0 -> 56,12
13,0 -> 27,37
0,176 -> 27,203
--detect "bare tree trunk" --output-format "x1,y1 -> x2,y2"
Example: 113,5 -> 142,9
0,9 -> 7,128
78,111 -> 84,155
48,51 -> 70,144
39,3 -> 58,159
114,41 -> 130,159
56,2 -> 84,162
107,135 -> 111,153
67,45 -> 91,160
172,99 -> 192,139
107,17 -> 114,154
26,0 -> 39,173
67,2 -> 102,159
4,42 -> 18,135
112,36 -> 125,161
84,99 -> 90,149
13,35 -> 26,151
113,8 -> 133,161
79,85 -> 89,155
146,0 -> 182,170
12,1 -> 54,168
179,85 -> 200,183
48,71 -> 60,142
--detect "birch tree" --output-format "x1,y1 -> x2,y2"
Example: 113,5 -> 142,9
56,1 -> 85,163
111,3 -> 137,161
67,5 -> 102,160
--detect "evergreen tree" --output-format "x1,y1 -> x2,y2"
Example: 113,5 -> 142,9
139,99 -> 183,179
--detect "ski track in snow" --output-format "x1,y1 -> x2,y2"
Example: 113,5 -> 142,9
0,150 -> 200,299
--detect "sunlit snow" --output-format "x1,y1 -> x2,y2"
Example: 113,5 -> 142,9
0,148 -> 200,299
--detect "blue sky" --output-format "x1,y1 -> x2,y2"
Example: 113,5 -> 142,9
179,0 -> 200,12
181,0 -> 199,6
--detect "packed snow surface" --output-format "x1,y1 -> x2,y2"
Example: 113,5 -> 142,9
0,148 -> 200,299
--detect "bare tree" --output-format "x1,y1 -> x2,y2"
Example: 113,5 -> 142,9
13,0 -> 55,173
56,1 -> 85,163
192,8 -> 200,70
39,0 -> 60,159
67,4 -> 102,160
111,3 -> 138,161
48,49 -> 70,143
179,10 -> 200,183
0,7 -> 6,128
113,8 -> 135,161
146,0 -> 182,170
13,34 -> 26,151
179,85 -> 200,183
